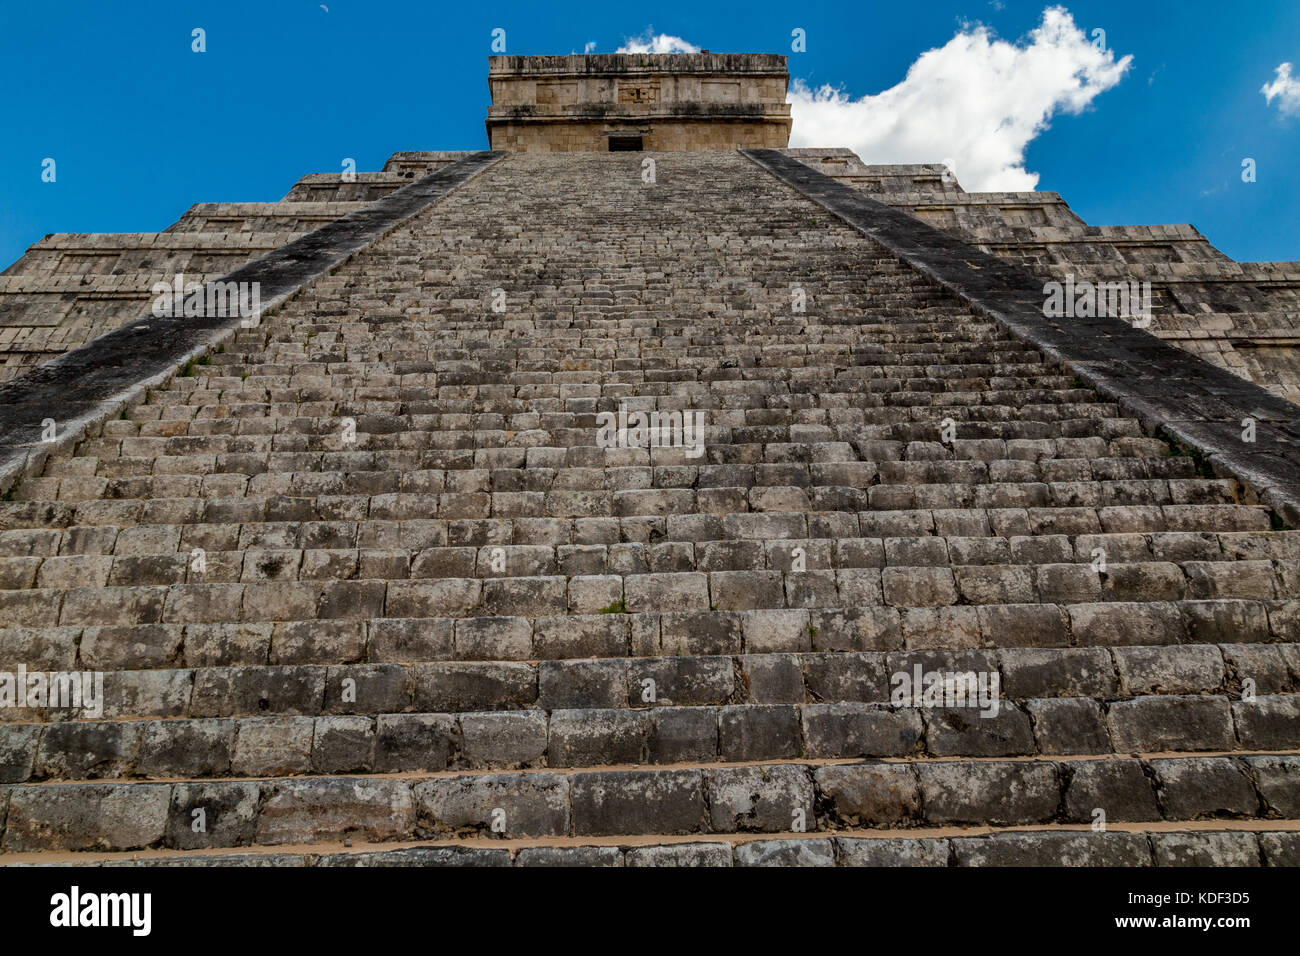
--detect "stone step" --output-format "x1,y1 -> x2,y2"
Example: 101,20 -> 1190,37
8,635 -> 1292,711
42,456 -> 1209,501
43,417 -> 1165,466
154,363 -> 1081,387
3,537 -> 1288,589
0,498 -> 1273,541
7,690 -> 1299,780
3,599 -> 1294,674
14,524 -> 1291,559
1,560 -> 1291,632
21,461 -> 1223,506
0,495 -> 1260,544
1,562 -> 1293,632
47,413 -> 1168,455
3,754 -> 1298,853
8,600 -> 1296,687
7,826 -> 1297,867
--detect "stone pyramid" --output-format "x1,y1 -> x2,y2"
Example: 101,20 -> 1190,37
0,54 -> 1297,867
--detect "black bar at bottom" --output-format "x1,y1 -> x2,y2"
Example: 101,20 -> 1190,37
0,863 -> 1274,942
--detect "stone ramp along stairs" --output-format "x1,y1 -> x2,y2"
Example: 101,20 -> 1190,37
0,150 -> 1297,868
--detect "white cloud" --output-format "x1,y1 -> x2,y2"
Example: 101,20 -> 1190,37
616,32 -> 700,55
1261,62 -> 1300,116
788,6 -> 1131,191
584,41 -> 597,54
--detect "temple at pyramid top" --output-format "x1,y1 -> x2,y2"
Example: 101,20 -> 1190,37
486,53 -> 793,151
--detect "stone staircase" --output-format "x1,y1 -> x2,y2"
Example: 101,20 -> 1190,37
0,153 -> 472,384
0,150 -> 1297,866
789,148 -> 1300,405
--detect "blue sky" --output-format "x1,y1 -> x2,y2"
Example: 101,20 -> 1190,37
2,0 -> 1298,267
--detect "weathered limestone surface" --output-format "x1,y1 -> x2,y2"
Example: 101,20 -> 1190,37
487,54 -> 792,151
0,149 -> 1297,866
